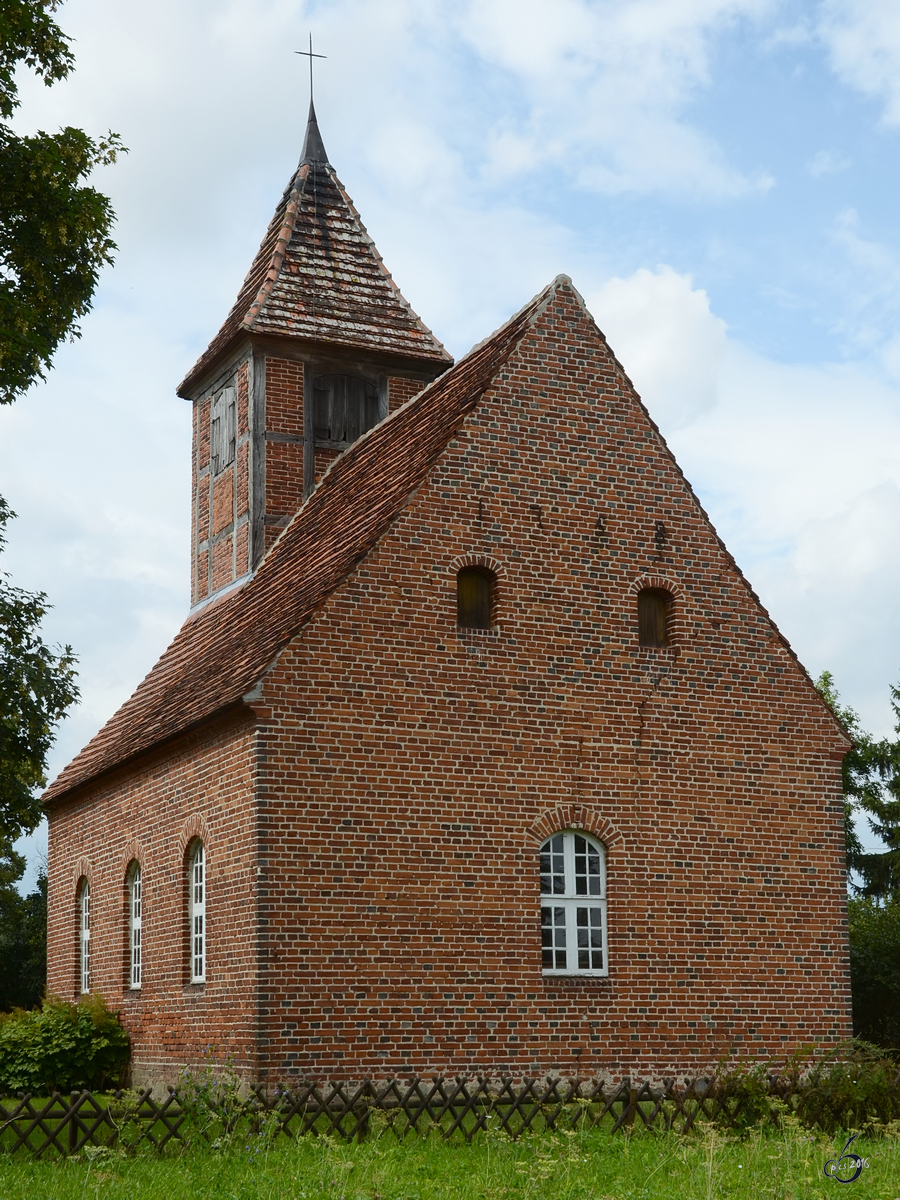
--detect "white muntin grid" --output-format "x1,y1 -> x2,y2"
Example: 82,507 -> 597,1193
189,842 -> 206,984
129,865 -> 142,989
79,880 -> 91,994
540,831 -> 608,976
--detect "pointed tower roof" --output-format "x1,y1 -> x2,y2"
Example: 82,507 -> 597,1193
178,107 -> 452,396
300,98 -> 328,164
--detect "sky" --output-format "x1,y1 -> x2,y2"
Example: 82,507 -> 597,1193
2,0 -> 900,886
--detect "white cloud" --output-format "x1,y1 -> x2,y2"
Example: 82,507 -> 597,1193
588,267 -> 728,430
4,0 -> 900,894
459,0 -> 777,196
579,264 -> 900,740
807,148 -> 849,177
762,21 -> 812,50
665,341 -> 900,736
819,0 -> 900,126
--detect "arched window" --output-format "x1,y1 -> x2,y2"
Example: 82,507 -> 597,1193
78,879 -> 91,994
638,587 -> 670,647
540,832 -> 607,976
313,374 -> 380,446
188,841 -> 206,984
457,566 -> 494,629
127,863 -> 142,990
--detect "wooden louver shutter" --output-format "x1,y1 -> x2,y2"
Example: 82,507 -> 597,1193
638,589 -> 669,646
457,568 -> 492,628
313,375 -> 380,444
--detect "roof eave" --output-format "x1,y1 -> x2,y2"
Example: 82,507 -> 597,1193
178,327 -> 453,401
42,698 -> 254,807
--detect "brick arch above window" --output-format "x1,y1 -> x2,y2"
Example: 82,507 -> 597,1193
525,805 -> 624,850
71,857 -> 95,895
118,841 -> 145,880
178,813 -> 211,859
629,573 -> 683,600
449,553 -> 506,579
630,574 -> 685,646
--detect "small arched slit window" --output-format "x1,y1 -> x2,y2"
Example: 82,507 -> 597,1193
638,587 -> 670,647
127,863 -> 142,990
313,374 -> 380,446
188,841 -> 206,984
78,878 -> 91,994
457,566 -> 494,629
540,832 -> 607,976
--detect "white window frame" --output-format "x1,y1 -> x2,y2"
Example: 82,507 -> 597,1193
79,879 -> 91,994
210,384 -> 236,475
540,831 -> 608,977
128,864 -> 142,990
189,841 -> 206,984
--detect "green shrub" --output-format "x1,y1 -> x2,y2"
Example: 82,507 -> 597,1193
0,995 -> 129,1094
848,896 -> 900,1047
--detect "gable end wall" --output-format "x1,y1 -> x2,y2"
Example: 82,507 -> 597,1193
249,284 -> 850,1081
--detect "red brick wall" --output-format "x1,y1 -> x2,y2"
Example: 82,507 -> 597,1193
263,357 -> 304,535
247,285 -> 850,1082
46,712 -> 260,1090
388,376 -> 423,413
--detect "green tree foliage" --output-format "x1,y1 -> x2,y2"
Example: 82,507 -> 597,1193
0,0 -> 124,404
0,867 -> 45,1010
0,498 -> 77,1009
0,498 -> 78,843
0,3 -> 115,1008
0,994 -> 129,1093
816,670 -> 900,900
847,896 -> 900,1047
816,671 -> 900,1047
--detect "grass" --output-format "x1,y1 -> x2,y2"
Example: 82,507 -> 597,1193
1,1122 -> 900,1200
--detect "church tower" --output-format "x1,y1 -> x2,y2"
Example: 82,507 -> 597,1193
178,101 -> 452,606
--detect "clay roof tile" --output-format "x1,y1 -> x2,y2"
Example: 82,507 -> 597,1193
177,127 -> 450,397
45,278 -> 562,804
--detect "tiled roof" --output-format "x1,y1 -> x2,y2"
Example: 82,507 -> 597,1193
45,279 -> 560,804
178,134 -> 451,396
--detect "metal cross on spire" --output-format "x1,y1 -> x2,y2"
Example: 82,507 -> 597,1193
295,33 -> 326,102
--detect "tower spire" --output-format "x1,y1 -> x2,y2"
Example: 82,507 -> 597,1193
300,98 -> 328,164
296,34 -> 328,164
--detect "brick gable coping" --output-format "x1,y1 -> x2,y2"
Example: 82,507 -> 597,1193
44,278 -> 562,805
178,158 -> 452,397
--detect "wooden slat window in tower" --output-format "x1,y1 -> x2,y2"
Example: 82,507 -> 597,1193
313,374 -> 380,447
210,383 -> 236,475
540,832 -> 608,976
128,863 -> 142,990
457,566 -> 494,629
638,588 -> 670,647
78,879 -> 91,995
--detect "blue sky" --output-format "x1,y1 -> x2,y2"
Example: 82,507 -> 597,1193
2,0 -> 900,882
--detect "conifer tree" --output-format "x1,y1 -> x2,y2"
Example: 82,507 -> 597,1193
816,671 -> 900,900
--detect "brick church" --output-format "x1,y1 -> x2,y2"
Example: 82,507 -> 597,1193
44,99 -> 852,1087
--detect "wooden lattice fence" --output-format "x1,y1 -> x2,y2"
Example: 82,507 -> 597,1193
3,1073 -> 900,1158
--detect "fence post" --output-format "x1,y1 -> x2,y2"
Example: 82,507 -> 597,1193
68,1092 -> 79,1156
626,1081 -> 638,1129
